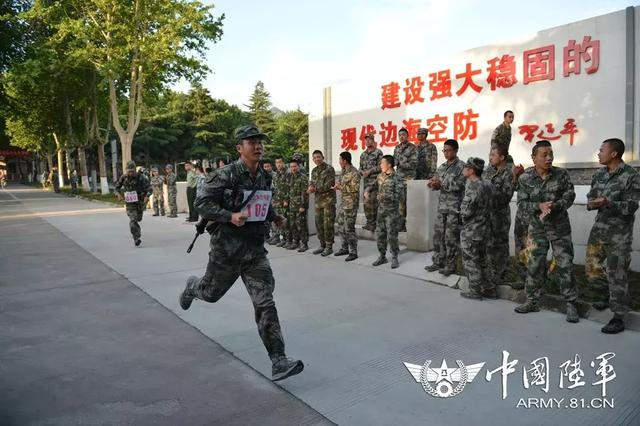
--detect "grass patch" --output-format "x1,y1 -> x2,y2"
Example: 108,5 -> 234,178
59,187 -> 124,206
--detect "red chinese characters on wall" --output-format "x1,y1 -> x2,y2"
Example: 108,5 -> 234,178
379,36 -> 600,109
518,118 -> 579,146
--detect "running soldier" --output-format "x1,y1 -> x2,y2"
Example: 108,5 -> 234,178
179,125 -> 304,381
115,161 -> 152,246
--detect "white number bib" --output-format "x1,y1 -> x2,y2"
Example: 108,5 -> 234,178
241,190 -> 272,222
124,191 -> 139,203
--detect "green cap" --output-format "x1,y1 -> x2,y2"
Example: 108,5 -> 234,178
464,157 -> 485,174
126,161 -> 136,171
234,124 -> 268,141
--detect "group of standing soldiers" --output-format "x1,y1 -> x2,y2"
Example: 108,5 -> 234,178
268,110 -> 638,335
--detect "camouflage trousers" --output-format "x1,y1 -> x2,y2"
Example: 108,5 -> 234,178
524,224 -> 577,304
377,210 -> 400,258
513,210 -> 529,282
152,187 -> 165,215
432,212 -> 461,271
273,203 -> 289,241
191,236 -> 286,361
487,210 -> 511,285
167,186 -> 177,216
315,196 -> 336,247
337,208 -> 358,254
585,223 -> 632,316
461,239 -> 489,295
363,181 -> 378,228
288,208 -> 308,243
399,177 -> 412,229
125,203 -> 144,241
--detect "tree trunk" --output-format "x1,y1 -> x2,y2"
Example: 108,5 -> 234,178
45,153 -> 53,173
120,135 -> 133,171
53,132 -> 65,187
77,146 -> 90,191
65,148 -> 74,181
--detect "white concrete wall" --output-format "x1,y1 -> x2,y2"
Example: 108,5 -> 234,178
149,182 -> 189,214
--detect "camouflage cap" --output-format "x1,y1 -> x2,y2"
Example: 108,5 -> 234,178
464,157 -> 485,174
126,161 -> 136,171
165,164 -> 173,170
417,127 -> 428,135
234,124 -> 267,141
151,166 -> 158,172
364,133 -> 375,141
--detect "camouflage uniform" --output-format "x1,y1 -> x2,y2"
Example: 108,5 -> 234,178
367,170 -> 402,258
310,162 -> 336,248
359,148 -> 384,229
513,169 -> 533,283
461,177 -> 490,295
490,123 -> 514,166
150,173 -> 166,216
272,169 -> 290,243
115,169 -> 152,242
484,164 -> 515,285
394,141 -> 418,229
431,159 -> 466,272
186,159 -> 287,362
166,170 -> 178,217
586,162 -> 640,316
337,164 -> 361,254
517,167 -> 577,304
416,141 -> 438,180
288,171 -> 309,245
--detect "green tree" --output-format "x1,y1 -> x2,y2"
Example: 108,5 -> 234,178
246,81 -> 275,133
269,108 -> 309,160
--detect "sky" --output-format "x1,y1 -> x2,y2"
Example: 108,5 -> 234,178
180,0 -> 636,112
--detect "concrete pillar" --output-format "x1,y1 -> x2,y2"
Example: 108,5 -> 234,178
405,180 -> 438,251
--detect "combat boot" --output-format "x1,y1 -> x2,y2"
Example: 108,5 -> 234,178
425,264 -> 440,272
135,239 -> 142,247
267,236 -> 278,245
277,239 -> 287,248
312,245 -> 325,255
439,267 -> 455,277
345,253 -> 358,262
514,301 -> 540,314
287,241 -> 300,250
566,302 -> 579,323
334,248 -> 349,257
460,291 -> 483,300
592,300 -> 609,311
297,242 -> 308,252
321,247 -> 333,257
391,257 -> 399,269
152,213 -> 159,217
372,256 -> 388,267
161,212 -> 165,216
272,356 -> 304,382
179,275 -> 198,311
601,315 -> 625,334
482,288 -> 499,300
510,281 -> 525,290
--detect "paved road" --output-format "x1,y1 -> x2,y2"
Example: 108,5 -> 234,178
0,185 -> 331,426
2,184 -> 640,426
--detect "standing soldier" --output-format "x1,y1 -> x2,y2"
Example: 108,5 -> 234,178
365,155 -> 402,269
415,128 -> 438,180
286,158 -> 309,252
490,110 -> 515,167
459,158 -> 490,300
359,134 -> 383,231
514,140 -> 579,323
333,151 -> 361,261
115,161 -> 152,247
484,146 -> 515,288
165,164 -> 178,218
270,156 -> 290,246
425,139 -> 466,276
393,128 -> 418,231
308,150 -> 336,256
179,125 -> 304,382
150,167 -> 166,216
586,138 -> 640,334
